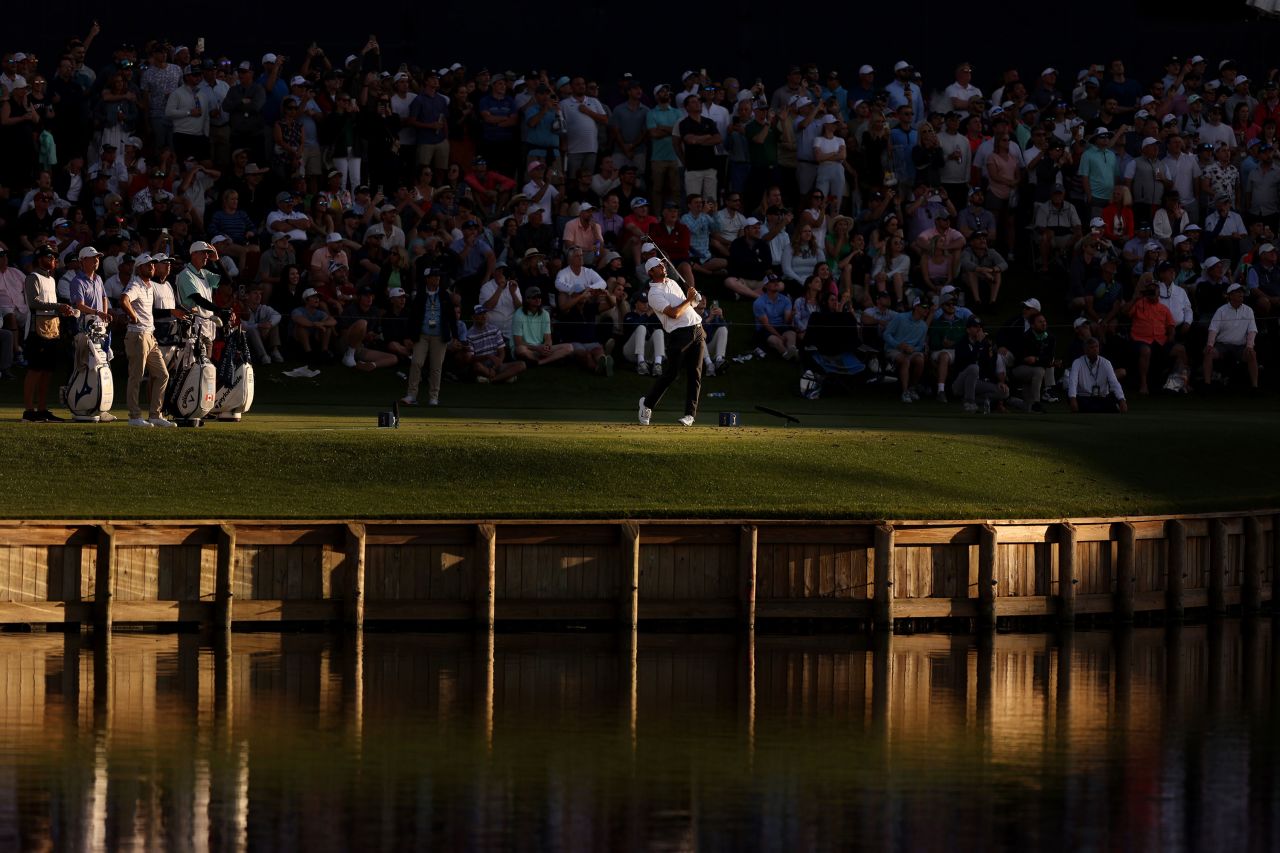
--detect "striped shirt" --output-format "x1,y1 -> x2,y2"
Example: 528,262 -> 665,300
467,322 -> 505,357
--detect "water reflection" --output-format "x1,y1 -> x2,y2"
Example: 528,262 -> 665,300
0,623 -> 1274,851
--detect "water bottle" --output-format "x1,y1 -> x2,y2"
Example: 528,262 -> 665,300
707,391 -> 726,398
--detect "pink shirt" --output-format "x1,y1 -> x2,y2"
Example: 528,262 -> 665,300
562,218 -> 603,253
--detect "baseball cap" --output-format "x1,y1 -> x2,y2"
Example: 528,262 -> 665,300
631,197 -> 649,208
966,316 -> 983,327
326,232 -> 343,243
1141,136 -> 1159,147
743,217 -> 761,227
525,286 -> 542,298
289,75 -> 307,86
33,245 -> 56,259
1041,67 -> 1057,77
387,287 -> 407,298
1092,127 -> 1113,138
276,191 -> 295,203
640,242 -> 657,253
1204,255 -> 1223,268
644,257 -> 665,272
1073,317 -> 1090,329
472,303 -> 488,314
894,61 -> 912,72
521,248 -> 544,259
1227,282 -> 1244,293
1089,217 -> 1105,229
189,241 -> 216,254
77,246 -> 104,260
1260,243 -> 1277,253
210,234 -> 231,245
134,253 -> 153,266
328,260 -> 347,272
858,64 -> 874,75
1022,298 -> 1042,311
261,52 -> 278,65
301,288 -> 320,300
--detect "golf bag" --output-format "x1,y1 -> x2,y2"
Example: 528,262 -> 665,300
164,317 -> 217,426
61,319 -> 114,422
211,323 -> 255,421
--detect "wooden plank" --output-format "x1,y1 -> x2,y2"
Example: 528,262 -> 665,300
739,525 -> 757,630
366,600 -> 475,621
893,526 -> 979,546
216,525 -> 235,633
977,524 -> 997,627
988,524 -> 1054,544
756,526 -> 873,546
0,526 -> 94,547
1114,522 -> 1135,623
113,601 -> 214,622
1209,519 -> 1228,615
346,524 -> 366,630
0,601 -> 90,623
232,600 -> 343,622
95,525 -> 114,632
891,597 -> 981,618
1244,516 -> 1264,615
1058,523 -> 1076,626
499,600 -> 621,620
757,599 -> 874,619
621,523 -> 640,631
475,524 -> 495,629
873,525 -> 894,630
234,526 -> 344,547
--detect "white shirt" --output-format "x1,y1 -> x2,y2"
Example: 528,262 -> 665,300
522,179 -> 558,220
1207,301 -> 1257,346
1162,153 -> 1202,202
1158,281 -> 1194,326
365,222 -> 406,251
554,264 -> 606,294
646,277 -> 701,333
715,209 -> 747,242
938,131 -> 971,184
153,280 -> 177,310
123,277 -> 156,333
165,85 -> 210,137
704,102 -> 731,156
944,82 -> 983,115
266,209 -> 311,242
0,267 -> 27,319
1198,121 -> 1235,151
561,95 -> 605,155
197,78 -> 230,126
390,92 -> 417,145
1068,354 -> 1125,400
477,277 -> 522,338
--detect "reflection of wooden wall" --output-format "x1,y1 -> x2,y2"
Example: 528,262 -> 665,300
0,514 -> 1272,627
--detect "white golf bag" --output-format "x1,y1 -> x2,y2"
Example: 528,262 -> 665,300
212,324 -> 255,421
61,319 -> 115,422
165,317 -> 217,426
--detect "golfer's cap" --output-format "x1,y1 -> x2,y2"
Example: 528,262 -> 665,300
521,248 -> 544,259
1191,54 -> 1206,64
894,61 -> 912,72
472,303 -> 488,314
640,242 -> 657,253
634,290 -> 649,302
52,217 -> 70,229
1204,255 -> 1224,268
273,232 -> 290,243
789,95 -> 812,108
387,287 -> 407,298
859,64 -> 874,75
190,241 -> 216,253
301,288 -> 320,299
132,252 -> 152,266
1155,261 -> 1176,275
1141,136 -> 1160,148
1185,224 -> 1203,232
966,315 -> 983,327
644,257 -> 665,273
938,285 -> 958,302
33,245 -> 56,259
379,203 -> 397,214
818,113 -> 837,125
151,253 -> 170,263
631,197 -> 649,208
525,286 -> 542,298
261,53 -> 278,65
1162,113 -> 1178,125
1022,298 -> 1042,311
1260,243 -> 1277,253
743,217 -> 761,226
76,246 -> 104,261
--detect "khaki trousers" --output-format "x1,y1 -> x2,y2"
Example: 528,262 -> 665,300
125,330 -> 169,419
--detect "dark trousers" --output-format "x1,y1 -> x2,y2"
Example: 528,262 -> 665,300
644,324 -> 706,418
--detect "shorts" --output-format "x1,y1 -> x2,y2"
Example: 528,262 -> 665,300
931,348 -> 955,363
754,327 -> 790,347
1131,338 -> 1173,358
23,333 -> 61,371
417,141 -> 450,170
1212,342 -> 1246,360
735,278 -> 765,293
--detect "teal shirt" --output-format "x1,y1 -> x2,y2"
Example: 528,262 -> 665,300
1079,146 -> 1118,203
510,307 -> 551,349
647,105 -> 682,162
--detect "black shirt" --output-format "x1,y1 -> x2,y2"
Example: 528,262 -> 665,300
678,116 -> 719,172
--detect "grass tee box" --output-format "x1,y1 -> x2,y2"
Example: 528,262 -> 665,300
0,387 -> 1277,519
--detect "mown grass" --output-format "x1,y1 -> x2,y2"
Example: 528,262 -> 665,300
1,356 -> 1275,519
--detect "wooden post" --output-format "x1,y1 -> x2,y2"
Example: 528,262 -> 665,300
94,525 -> 115,633
620,522 -> 640,631
215,524 -> 236,633
1114,522 -> 1135,623
1057,523 -> 1077,627
872,524 -> 895,631
1243,516 -> 1264,615
1165,519 -> 1186,620
739,525 -> 757,631
345,523 -> 366,630
1209,518 -> 1228,616
977,524 -> 997,629
474,524 -> 496,630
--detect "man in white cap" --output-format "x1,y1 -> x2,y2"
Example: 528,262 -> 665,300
1124,136 -> 1170,219
1203,282 -> 1258,389
885,61 -> 922,124
120,254 -> 174,427
1079,127 -> 1117,217
637,256 -> 705,426
309,232 -> 350,286
176,241 -> 222,346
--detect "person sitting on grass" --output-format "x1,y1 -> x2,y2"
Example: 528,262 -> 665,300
379,287 -> 415,374
290,288 -> 338,362
699,297 -> 729,377
1012,312 -> 1060,412
511,287 -> 574,366
1084,255 -> 1128,338
464,304 -> 526,384
753,274 -> 798,360
1127,280 -> 1184,394
951,316 -> 1010,413
622,291 -> 665,375
1202,282 -> 1259,390
555,247 -> 614,376
339,286 -> 399,372
1067,336 -> 1127,413
884,297 -> 930,403
928,289 -> 968,403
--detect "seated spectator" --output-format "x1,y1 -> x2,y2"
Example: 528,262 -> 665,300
621,291 -> 665,375
265,191 -> 313,253
680,194 -> 726,277
871,235 -> 912,307
752,274 -> 797,360
511,207 -> 555,265
698,297 -> 730,377
240,285 -> 283,365
462,303 -> 526,384
928,290 -> 968,402
1084,256 -> 1128,335
647,201 -> 695,286
1101,185 -> 1135,244
511,286 -> 574,366
1035,184 -> 1082,270
792,274 -> 824,345
1128,279 -> 1185,393
804,290 -> 863,370
554,247 -> 613,375
860,289 -> 896,357
959,230 -> 1007,308
1011,312 -> 1060,412
1202,282 -> 1259,389
562,202 -> 604,265
782,223 -> 826,290
338,286 -> 399,371
1067,336 -> 1128,413
290,287 -> 337,360
951,316 -> 1010,413
884,297 -> 930,402
463,158 -> 516,218
956,187 -> 996,240
1203,194 -> 1248,264
379,287 -> 415,373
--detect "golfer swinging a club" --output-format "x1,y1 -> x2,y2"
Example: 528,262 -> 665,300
637,256 -> 705,426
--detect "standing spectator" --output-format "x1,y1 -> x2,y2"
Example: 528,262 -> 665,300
401,268 -> 457,406
609,80 -> 649,175
407,71 -> 449,182
562,76 -> 607,177
223,62 -> 266,162
166,65 -> 209,163
140,45 -> 181,151
647,84 -> 682,210
679,96 -> 722,202
1079,127 -> 1118,218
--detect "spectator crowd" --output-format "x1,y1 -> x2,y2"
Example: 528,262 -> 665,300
0,28 -> 1273,419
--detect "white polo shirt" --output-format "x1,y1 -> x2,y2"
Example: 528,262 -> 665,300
646,278 -> 702,333
1208,301 -> 1257,346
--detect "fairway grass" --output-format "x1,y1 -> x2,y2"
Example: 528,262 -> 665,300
1,371 -> 1276,519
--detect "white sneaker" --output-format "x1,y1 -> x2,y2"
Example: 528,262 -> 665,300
148,417 -> 176,428
400,395 -> 418,405
783,346 -> 798,361
128,417 -> 153,427
98,412 -> 117,423
636,361 -> 649,376
652,361 -> 663,376
637,396 -> 652,425
704,360 -> 715,377
270,350 -> 284,363
962,402 -> 979,413
677,415 -> 695,426
901,392 -> 913,404
475,376 -> 489,383
427,397 -> 439,406
342,350 -> 357,368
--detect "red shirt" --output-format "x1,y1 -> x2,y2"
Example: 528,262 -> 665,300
648,221 -> 691,260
